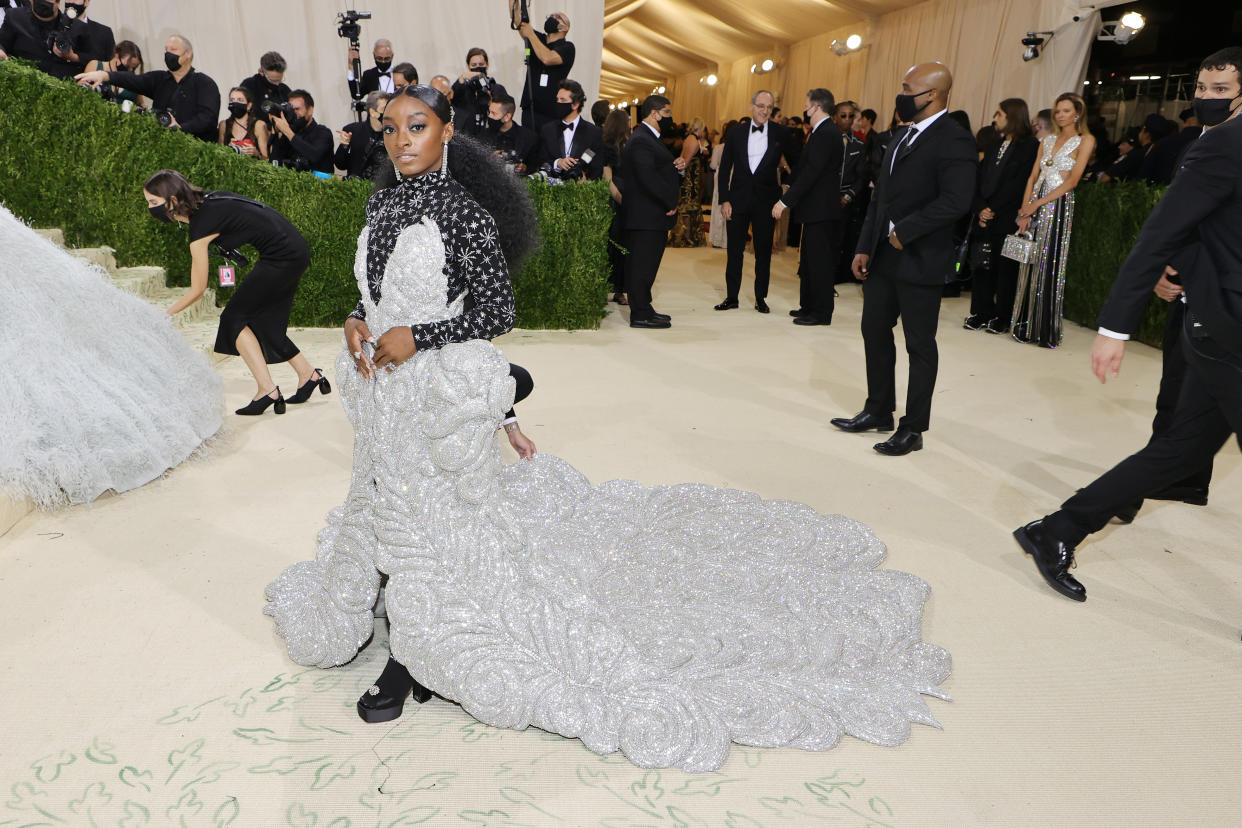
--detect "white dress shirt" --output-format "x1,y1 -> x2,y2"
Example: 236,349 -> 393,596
346,67 -> 394,94
561,115 -> 581,158
747,121 -> 769,173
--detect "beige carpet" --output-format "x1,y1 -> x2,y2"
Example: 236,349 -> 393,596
2,245 -> 1239,827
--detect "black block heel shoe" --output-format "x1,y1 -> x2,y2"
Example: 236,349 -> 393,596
357,656 -> 434,724
235,388 -> 286,416
286,369 -> 332,404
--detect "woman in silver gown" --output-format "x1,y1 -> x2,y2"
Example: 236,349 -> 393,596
264,86 -> 950,773
1011,93 -> 1095,348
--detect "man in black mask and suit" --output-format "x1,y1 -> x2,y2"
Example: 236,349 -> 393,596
1015,47 -> 1242,603
347,38 -> 395,98
716,90 -> 800,313
538,79 -> 604,180
622,94 -> 682,329
773,87 -> 844,326
831,62 -> 976,456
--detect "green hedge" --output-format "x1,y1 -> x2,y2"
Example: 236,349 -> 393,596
1063,180 -> 1167,348
0,61 -> 608,329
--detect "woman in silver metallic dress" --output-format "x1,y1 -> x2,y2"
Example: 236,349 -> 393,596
264,86 -> 950,772
1011,93 -> 1095,348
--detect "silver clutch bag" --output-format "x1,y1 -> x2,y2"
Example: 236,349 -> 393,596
1001,232 -> 1035,264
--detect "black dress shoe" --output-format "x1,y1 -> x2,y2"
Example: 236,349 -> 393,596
793,315 -> 830,326
985,318 -> 1010,335
1148,484 -> 1209,506
651,311 -> 671,321
789,308 -> 806,317
714,299 -> 739,310
630,317 -> 671,329
873,427 -> 923,456
829,411 -> 894,433
754,299 -> 770,313
1013,520 -> 1086,602
357,656 -> 434,724
963,314 -> 988,331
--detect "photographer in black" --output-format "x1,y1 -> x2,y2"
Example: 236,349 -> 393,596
335,90 -> 390,179
0,0 -> 108,78
451,47 -> 508,136
268,89 -> 334,175
239,51 -> 291,124
510,4 -> 575,132
76,34 -> 220,142
83,39 -> 142,109
347,37 -> 394,97
484,92 -> 537,174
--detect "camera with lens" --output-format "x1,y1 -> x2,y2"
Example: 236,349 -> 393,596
93,81 -> 118,103
154,108 -> 175,127
273,156 -> 312,173
336,9 -> 372,41
46,15 -> 80,56
261,99 -> 298,122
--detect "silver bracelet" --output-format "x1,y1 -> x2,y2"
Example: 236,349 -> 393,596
504,423 -> 518,433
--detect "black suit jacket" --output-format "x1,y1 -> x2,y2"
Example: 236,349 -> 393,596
973,136 -> 1039,237
620,124 -> 679,231
538,117 -> 605,180
349,66 -> 392,99
857,113 -> 977,284
717,121 -> 799,213
1097,116 -> 1242,352
780,120 -> 844,224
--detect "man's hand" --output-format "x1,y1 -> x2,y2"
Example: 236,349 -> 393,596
167,111 -> 180,129
271,112 -> 293,139
0,49 -> 9,61
507,426 -> 536,460
888,229 -> 903,250
337,129 -> 352,146
345,317 -> 375,379
673,157 -> 687,172
518,21 -> 534,38
720,201 -> 732,221
75,69 -> 110,87
771,201 -> 786,220
1090,334 -> 1126,384
53,43 -> 77,62
980,206 -> 995,221
555,157 -> 579,171
346,46 -> 359,71
852,253 -> 870,280
373,326 -> 417,370
1154,266 -> 1182,302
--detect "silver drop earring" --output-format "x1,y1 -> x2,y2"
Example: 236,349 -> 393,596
440,142 -> 449,178
393,159 -> 404,181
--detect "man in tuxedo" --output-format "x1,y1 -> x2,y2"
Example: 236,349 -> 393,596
621,95 -> 682,329
774,88 -> 844,326
347,38 -> 395,98
835,102 -> 871,284
716,90 -> 800,313
830,62 -> 976,456
1015,48 -> 1242,603
538,79 -> 604,180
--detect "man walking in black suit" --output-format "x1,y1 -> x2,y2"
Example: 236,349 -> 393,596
538,79 -> 604,180
1015,48 -> 1242,603
830,62 -> 976,456
621,94 -> 682,329
716,90 -> 800,313
773,88 -> 844,326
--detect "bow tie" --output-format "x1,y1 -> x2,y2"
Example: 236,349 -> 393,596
561,121 -> 574,131
752,125 -> 764,134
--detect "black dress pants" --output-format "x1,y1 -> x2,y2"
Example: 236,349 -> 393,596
797,219 -> 840,322
1045,314 -> 1242,548
624,229 -> 667,321
1152,301 -> 1215,491
860,245 -> 944,432
724,205 -> 775,301
969,244 -> 1019,325
607,205 -> 627,293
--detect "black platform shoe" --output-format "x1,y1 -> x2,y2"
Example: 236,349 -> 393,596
286,369 -> 332,404
235,388 -> 286,416
357,656 -> 433,724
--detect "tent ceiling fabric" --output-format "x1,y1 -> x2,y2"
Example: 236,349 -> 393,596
601,0 -> 923,98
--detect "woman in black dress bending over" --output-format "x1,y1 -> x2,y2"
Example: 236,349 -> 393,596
143,170 -> 330,414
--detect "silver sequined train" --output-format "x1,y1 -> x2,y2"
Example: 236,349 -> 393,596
265,203 -> 951,772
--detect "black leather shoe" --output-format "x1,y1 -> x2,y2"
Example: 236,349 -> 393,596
1013,520 -> 1086,602
714,299 -> 739,310
985,318 -> 1010,335
963,314 -> 988,331
754,299 -> 770,313
357,657 -> 434,724
1148,484 -> 1209,506
789,308 -> 806,317
630,317 -> 671,329
651,311 -> 671,322
873,427 -> 923,456
830,411 -> 894,433
793,315 -> 830,326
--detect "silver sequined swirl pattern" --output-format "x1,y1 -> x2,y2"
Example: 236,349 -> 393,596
265,184 -> 952,772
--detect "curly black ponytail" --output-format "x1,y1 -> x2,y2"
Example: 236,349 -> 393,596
372,85 -> 540,273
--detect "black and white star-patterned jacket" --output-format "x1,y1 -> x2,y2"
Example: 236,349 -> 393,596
348,174 -> 515,350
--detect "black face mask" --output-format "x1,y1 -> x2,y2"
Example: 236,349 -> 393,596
64,2 -> 86,18
31,0 -> 55,18
486,116 -> 503,131
658,115 -> 674,135
164,51 -> 182,72
228,102 -> 249,119
148,202 -> 173,223
895,89 -> 932,122
291,116 -> 308,132
553,101 -> 573,120
544,16 -> 561,35
374,59 -> 392,73
1192,95 -> 1240,128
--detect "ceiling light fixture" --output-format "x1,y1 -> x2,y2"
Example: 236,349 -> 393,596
706,74 -> 718,86
831,34 -> 865,56
1098,13 -> 1145,45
